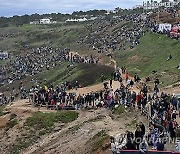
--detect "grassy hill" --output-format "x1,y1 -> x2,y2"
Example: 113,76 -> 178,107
0,62 -> 113,93
115,32 -> 180,87
35,62 -> 113,88
1,21 -> 180,90
0,23 -> 114,93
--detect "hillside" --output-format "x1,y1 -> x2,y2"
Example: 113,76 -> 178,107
0,99 -> 147,154
1,20 -> 179,94
115,32 -> 180,87
0,22 -> 114,95
0,9 -> 180,154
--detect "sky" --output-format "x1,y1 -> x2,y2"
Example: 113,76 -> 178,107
0,0 -> 144,17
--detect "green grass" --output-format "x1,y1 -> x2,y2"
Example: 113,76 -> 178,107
112,105 -> 125,116
6,114 -> 18,129
125,118 -> 137,128
0,59 -> 10,66
36,62 -> 113,88
115,32 -> 180,86
26,111 -> 78,130
39,130 -> 46,136
9,111 -> 78,154
0,26 -> 22,35
20,24 -> 41,30
9,131 -> 39,154
71,64 -> 113,87
86,130 -> 109,152
0,106 -> 4,116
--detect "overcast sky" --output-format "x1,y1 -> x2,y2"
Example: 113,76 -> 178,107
0,0 -> 145,17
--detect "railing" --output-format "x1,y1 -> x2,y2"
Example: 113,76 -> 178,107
119,150 -> 179,154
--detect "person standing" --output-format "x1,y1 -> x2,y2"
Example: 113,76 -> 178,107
125,72 -> 129,82
156,140 -> 165,151
101,73 -> 104,83
171,94 -> 178,109
75,81 -> 79,90
169,118 -> 178,143
110,78 -> 113,88
111,137 -> 117,154
135,126 -> 144,149
139,122 -> 146,137
134,73 -> 138,82
130,79 -> 134,89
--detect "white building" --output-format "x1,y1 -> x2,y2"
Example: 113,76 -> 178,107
66,18 -> 88,22
78,18 -> 88,22
143,0 -> 179,10
40,18 -> 51,24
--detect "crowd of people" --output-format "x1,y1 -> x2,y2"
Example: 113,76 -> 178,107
77,13 -> 151,56
1,8 -> 179,102
1,12 -> 151,104
29,65 -> 180,153
111,91 -> 180,153
0,8 -> 179,153
0,45 -> 100,103
109,78 -> 180,152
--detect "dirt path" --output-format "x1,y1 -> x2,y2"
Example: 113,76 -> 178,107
68,79 -> 140,96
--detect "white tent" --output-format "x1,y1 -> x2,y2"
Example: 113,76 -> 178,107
158,23 -> 172,32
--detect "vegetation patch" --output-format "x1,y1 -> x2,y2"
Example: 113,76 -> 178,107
8,111 -> 78,154
112,105 -> 125,116
26,111 -> 78,130
36,62 -> 113,88
71,63 -> 114,87
115,32 -> 180,87
6,114 -> 18,129
0,106 -> 4,116
9,130 -> 38,154
125,118 -> 137,129
86,130 -> 109,152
